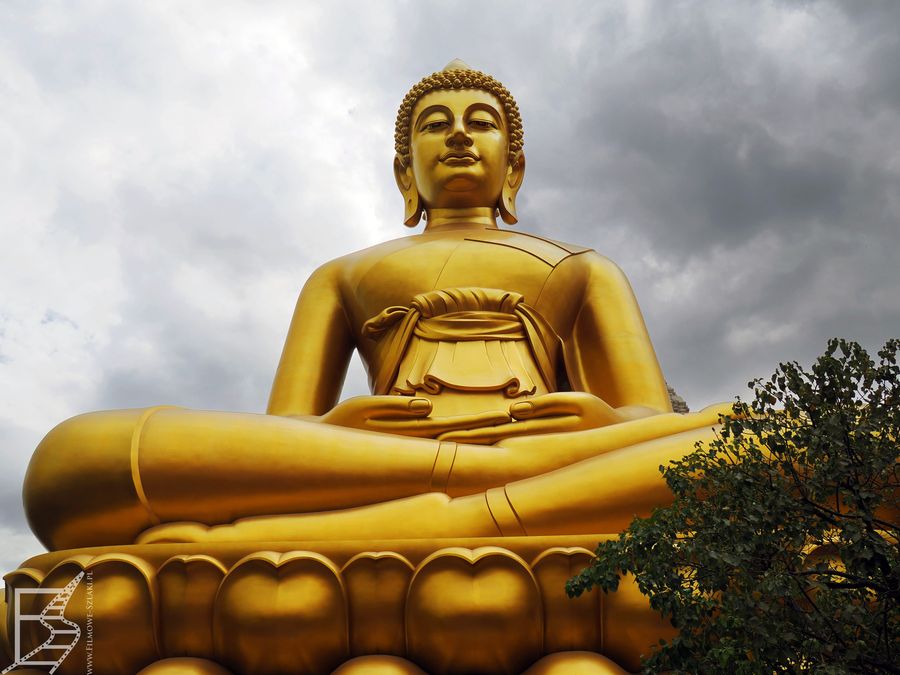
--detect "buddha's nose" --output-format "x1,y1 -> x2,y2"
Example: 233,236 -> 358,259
446,124 -> 473,148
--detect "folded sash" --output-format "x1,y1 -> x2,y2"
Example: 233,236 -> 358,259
362,287 -> 561,397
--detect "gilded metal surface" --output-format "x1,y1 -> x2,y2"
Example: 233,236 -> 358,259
157,555 -> 226,659
0,591 -> 8,665
523,651 -> 629,674
213,551 -> 348,673
604,573 -> 679,671
4,544 -> 644,673
405,547 -> 543,673
332,655 -> 428,674
8,60 -> 732,673
531,548 -> 603,654
40,554 -> 158,675
341,552 -> 414,657
137,658 -> 236,674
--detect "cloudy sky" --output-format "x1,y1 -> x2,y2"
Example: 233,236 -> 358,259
1,0 -> 898,570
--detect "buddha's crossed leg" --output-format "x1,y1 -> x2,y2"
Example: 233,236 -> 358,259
25,404 -> 729,549
135,410 -> 726,544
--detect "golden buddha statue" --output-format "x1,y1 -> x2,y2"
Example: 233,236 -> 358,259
8,61 -> 730,674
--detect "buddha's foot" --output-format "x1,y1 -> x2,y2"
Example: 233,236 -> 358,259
136,521 -> 211,544
137,492 -> 501,544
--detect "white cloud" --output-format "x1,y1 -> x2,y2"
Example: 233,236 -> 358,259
0,525 -> 46,577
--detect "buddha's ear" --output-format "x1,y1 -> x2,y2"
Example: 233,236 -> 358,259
394,155 -> 423,227
498,151 -> 525,225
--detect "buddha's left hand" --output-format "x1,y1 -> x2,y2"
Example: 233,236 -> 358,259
437,392 -> 653,444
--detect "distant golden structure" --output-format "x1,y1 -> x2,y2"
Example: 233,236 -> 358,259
3,61 -> 729,674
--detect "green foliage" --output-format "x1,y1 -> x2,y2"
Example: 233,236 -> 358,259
568,339 -> 899,673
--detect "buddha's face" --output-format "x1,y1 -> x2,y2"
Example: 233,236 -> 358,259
409,88 -> 510,210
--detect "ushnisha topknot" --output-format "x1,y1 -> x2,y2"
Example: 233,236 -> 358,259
395,59 -> 524,167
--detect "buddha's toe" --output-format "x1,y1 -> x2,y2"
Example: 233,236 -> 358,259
136,521 -> 211,544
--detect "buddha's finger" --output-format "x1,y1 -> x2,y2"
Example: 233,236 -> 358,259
437,422 -> 527,444
420,410 -> 512,432
440,415 -> 582,444
369,410 -> 510,436
321,395 -> 431,428
509,393 -> 593,419
362,396 -> 434,419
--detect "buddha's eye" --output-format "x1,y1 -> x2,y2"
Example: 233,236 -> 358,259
422,120 -> 449,131
469,119 -> 498,130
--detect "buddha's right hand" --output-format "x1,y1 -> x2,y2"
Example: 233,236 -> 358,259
317,395 -> 510,438
436,392 -> 630,444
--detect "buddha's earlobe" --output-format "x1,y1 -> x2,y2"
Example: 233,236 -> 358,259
498,152 -> 526,225
394,155 -> 423,227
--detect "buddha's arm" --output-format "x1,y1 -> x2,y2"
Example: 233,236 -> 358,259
267,260 -> 355,416
438,253 -> 672,444
266,259 -> 510,435
564,252 -> 672,417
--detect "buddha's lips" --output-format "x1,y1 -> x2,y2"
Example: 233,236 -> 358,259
441,151 -> 478,163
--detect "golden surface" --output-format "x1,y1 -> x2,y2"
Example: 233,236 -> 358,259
406,547 -> 543,673
157,555 -> 226,658
0,590 -> 9,665
214,551 -> 348,673
523,651 -> 629,674
4,541 -> 663,673
137,658 -> 236,674
332,656 -> 428,674
342,552 -> 414,657
8,60 -> 730,673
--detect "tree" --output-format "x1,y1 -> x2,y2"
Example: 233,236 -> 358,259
568,339 -> 899,673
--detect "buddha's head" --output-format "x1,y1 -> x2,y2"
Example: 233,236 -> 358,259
394,60 -> 525,226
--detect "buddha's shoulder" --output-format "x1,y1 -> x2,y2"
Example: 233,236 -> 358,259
312,235 -> 426,282
306,229 -> 619,286
453,229 -> 594,266
465,231 -> 627,278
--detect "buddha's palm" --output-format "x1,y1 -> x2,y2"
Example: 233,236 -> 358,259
440,392 -> 626,444
317,394 -> 510,438
317,391 -> 625,444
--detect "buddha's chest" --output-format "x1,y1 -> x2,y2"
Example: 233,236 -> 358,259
348,236 -> 567,328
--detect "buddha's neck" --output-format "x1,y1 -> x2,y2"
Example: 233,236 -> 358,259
424,208 -> 498,232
